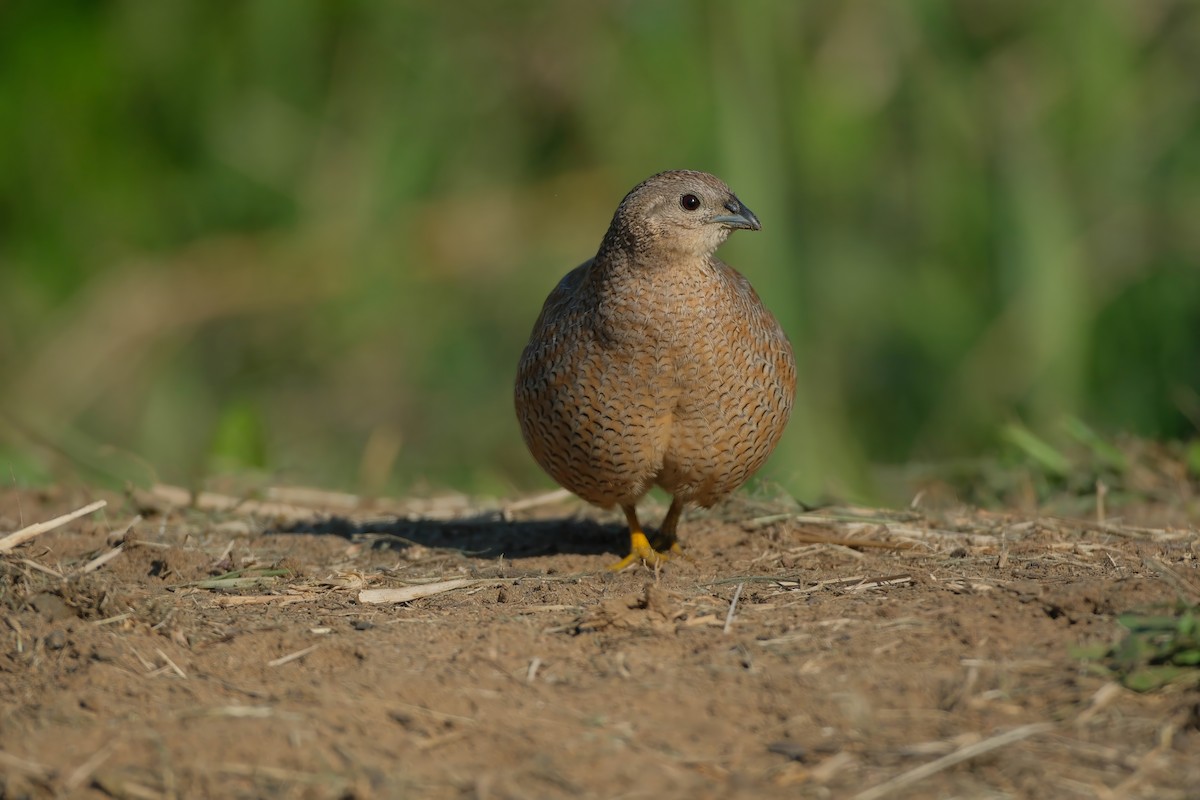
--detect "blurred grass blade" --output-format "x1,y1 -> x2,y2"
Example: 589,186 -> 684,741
1061,417 -> 1128,473
1001,422 -> 1070,477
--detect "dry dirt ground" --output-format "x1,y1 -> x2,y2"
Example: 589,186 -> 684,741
1,482 -> 1199,799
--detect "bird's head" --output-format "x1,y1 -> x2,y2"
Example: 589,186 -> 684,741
600,170 -> 760,262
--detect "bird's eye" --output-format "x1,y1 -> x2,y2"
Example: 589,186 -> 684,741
680,193 -> 701,211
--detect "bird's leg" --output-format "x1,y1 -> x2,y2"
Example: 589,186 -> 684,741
652,496 -> 690,560
608,504 -> 668,571
608,499 -> 689,570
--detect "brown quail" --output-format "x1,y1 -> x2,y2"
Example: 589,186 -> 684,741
515,170 -> 796,569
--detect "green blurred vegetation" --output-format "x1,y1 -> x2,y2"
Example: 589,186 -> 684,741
0,1 -> 1197,503
1075,603 -> 1200,692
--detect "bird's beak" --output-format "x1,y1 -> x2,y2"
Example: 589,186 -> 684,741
712,198 -> 761,231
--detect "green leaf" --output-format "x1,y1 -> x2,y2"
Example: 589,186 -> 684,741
1116,613 -> 1181,633
1123,666 -> 1188,692
1172,649 -> 1200,666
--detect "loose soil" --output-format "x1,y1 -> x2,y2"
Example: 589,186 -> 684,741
1,483 -> 1198,799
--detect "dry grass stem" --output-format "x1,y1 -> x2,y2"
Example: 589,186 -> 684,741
18,558 -> 64,579
1052,517 -> 1194,541
1141,556 -> 1200,601
0,499 -> 107,552
144,482 -> 516,523
1048,737 -> 1142,771
723,582 -> 744,634
93,776 -> 162,800
502,488 -> 575,514
138,484 -> 323,523
265,486 -> 364,509
107,514 -> 142,545
773,574 -> 914,595
212,594 -> 318,607
1075,683 -> 1124,725
79,544 -> 124,574
810,534 -> 912,550
179,706 -> 286,720
415,729 -> 472,751
516,604 -> 584,613
155,648 -> 188,679
0,750 -> 52,781
61,742 -> 116,793
390,701 -> 477,726
267,645 -> 319,667
213,539 -> 235,565
852,723 -> 1053,800
359,578 -> 481,604
126,539 -> 175,550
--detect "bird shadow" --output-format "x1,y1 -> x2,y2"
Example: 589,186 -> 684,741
276,512 -> 629,560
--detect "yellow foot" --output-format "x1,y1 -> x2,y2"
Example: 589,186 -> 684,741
607,531 -> 686,572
